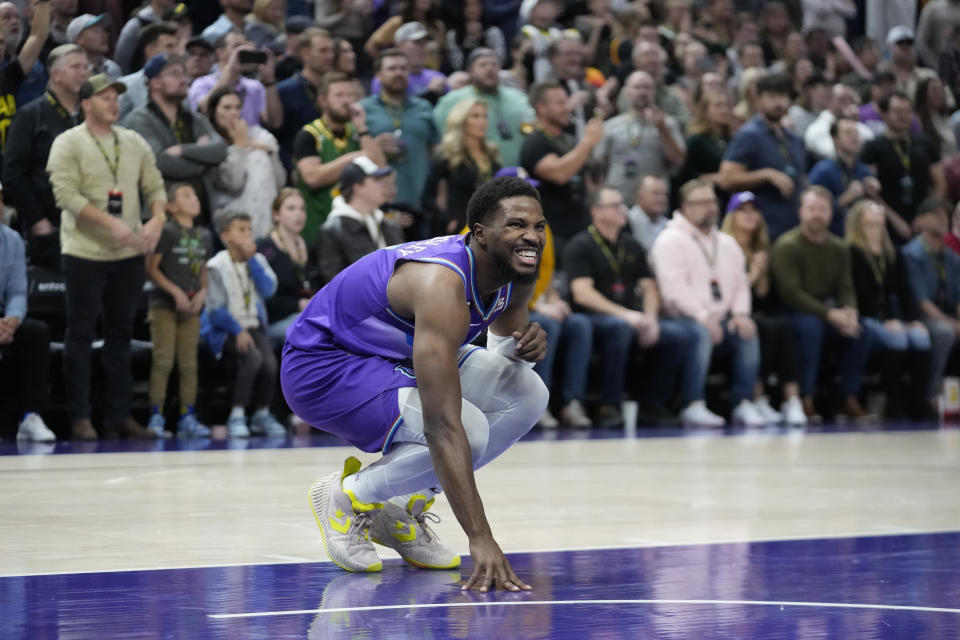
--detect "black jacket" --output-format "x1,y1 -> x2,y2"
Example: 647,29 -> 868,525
316,211 -> 404,286
850,245 -> 920,322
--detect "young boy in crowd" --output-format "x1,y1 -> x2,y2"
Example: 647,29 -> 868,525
201,210 -> 287,437
145,183 -> 213,439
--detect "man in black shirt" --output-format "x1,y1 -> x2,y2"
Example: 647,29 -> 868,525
860,91 -> 946,243
565,187 -> 696,427
520,80 -> 604,260
4,43 -> 87,270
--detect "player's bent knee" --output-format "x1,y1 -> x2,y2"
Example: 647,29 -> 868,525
461,400 -> 491,463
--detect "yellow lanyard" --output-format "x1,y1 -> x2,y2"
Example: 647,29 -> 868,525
588,225 -> 626,279
231,260 -> 253,310
890,138 -> 911,172
89,129 -> 120,185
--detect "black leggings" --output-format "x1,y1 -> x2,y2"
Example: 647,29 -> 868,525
755,313 -> 799,387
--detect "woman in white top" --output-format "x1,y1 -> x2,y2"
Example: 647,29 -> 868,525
207,86 -> 287,239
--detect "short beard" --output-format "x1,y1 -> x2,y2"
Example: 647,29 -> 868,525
490,243 -> 539,285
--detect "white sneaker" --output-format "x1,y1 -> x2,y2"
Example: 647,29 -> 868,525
732,399 -> 767,427
560,400 -> 593,427
781,396 -> 808,426
753,396 -> 783,424
368,494 -> 461,569
538,408 -> 559,429
16,413 -> 56,442
680,400 -> 726,427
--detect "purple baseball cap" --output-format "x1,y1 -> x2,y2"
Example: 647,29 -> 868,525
494,166 -> 541,187
726,191 -> 760,214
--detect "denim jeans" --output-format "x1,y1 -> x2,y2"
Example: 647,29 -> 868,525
789,313 -> 874,396
529,311 -> 593,406
667,317 -> 760,405
861,317 -> 931,351
267,312 -> 300,351
584,313 -> 635,406
921,318 -> 957,398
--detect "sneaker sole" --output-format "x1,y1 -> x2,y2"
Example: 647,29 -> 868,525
308,477 -> 382,573
369,534 -> 461,570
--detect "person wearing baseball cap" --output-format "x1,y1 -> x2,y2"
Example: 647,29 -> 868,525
882,23 -> 954,108
369,22 -> 447,101
67,14 -> 121,80
317,156 -> 403,284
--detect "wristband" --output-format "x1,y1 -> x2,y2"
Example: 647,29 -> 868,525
486,331 -> 536,367
357,130 -> 371,137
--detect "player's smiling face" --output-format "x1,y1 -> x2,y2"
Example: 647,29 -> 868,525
485,196 -> 546,285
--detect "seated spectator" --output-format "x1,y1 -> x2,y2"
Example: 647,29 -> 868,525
66,13 -> 120,80
202,0 -> 251,45
0,219 -> 54,442
521,81 -> 603,255
626,175 -> 669,255
803,83 -> 874,162
423,97 -> 501,235
846,199 -> 934,420
860,91 -> 945,243
361,49 -> 439,213
915,76 -> 957,159
256,188 -> 319,349
3,44 -> 88,271
145,183 -> 213,439
201,209 -> 285,438
207,86 -> 286,239
115,0 -> 174,74
901,197 -> 960,406
676,90 -> 733,204
117,22 -> 180,121
124,53 -> 228,226
316,156 -> 404,285
364,0 -> 445,65
721,192 -> 806,425
566,187 -> 697,428
433,48 -> 535,168
293,71 -> 386,247
770,187 -> 874,422
651,180 -> 762,427
445,0 -> 507,72
371,22 -> 447,103
188,30 -> 282,130
244,0 -> 285,51
276,28 -> 334,172
808,116 -> 881,237
719,73 -> 806,241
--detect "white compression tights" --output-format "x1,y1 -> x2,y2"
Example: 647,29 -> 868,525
343,347 -> 549,504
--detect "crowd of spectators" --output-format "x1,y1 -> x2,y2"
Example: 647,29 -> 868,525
3,0 -> 960,443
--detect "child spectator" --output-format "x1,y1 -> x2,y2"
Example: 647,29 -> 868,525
145,183 -> 213,439
202,210 -> 286,438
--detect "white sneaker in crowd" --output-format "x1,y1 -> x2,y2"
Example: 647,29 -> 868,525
560,400 -> 593,427
781,396 -> 808,426
732,399 -> 767,427
753,396 -> 783,424
16,413 -> 56,442
538,408 -> 559,429
680,400 -> 726,427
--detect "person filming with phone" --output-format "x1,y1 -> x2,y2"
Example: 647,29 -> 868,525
188,30 -> 282,130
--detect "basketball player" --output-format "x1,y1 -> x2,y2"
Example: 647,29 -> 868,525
281,177 -> 550,592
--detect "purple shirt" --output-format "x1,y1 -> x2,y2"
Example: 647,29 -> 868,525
285,234 -> 513,359
371,69 -> 446,99
188,73 -> 266,126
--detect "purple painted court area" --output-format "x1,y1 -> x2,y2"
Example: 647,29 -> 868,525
3,533 -> 958,639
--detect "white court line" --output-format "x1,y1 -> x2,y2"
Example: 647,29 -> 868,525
208,598 -> 960,620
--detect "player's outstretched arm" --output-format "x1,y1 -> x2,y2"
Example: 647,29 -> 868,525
390,263 -> 531,592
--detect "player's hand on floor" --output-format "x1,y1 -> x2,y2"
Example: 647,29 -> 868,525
462,535 -> 531,592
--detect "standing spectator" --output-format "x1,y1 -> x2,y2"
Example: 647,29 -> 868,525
363,0 -> 445,64
3,44 -> 87,271
0,0 -> 49,179
803,83 -> 874,162
651,179 -> 763,427
276,28 -> 335,171
543,35 -> 602,140
422,97 -> 500,235
0,219 -> 54,442
316,156 -> 403,284
938,26 -> 960,104
846,199 -> 933,420
433,48 -> 535,167
622,41 -> 691,132
201,209 -> 286,438
123,54 -> 228,226
677,90 -> 733,201
332,38 -> 358,77
293,71 -> 386,247
46,74 -> 167,440
801,0 -> 856,39
595,70 -> 685,209
521,81 -> 604,253
370,22 -> 447,102
361,49 -> 439,210
770,187 -> 874,421
66,13 -> 119,80
256,188 -> 318,348
866,0 -> 915,50
313,1 -> 372,78
499,32 -> 534,92
721,192 -> 807,425
185,36 -> 216,81
244,0 -> 285,50
627,175 -> 669,255
445,0 -> 507,72
840,37 -> 882,102
860,91 -> 945,243
519,0 -> 564,83
808,116 -> 881,236
207,86 -> 286,239
274,15 -> 314,81
116,22 -> 179,121
202,0 -> 252,45
786,73 -> 828,138
945,201 -> 960,257
882,26 -> 954,108
566,187 -> 697,427
115,0 -> 176,74
858,70 -> 898,137
915,0 -> 960,70
188,30 -> 282,130
144,183 -> 213,439
719,73 -> 806,240
162,2 -> 193,52
901,198 -> 960,406
915,76 -> 958,159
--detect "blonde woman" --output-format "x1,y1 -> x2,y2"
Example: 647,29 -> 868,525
721,192 -> 806,425
422,98 -> 500,234
845,199 -> 933,419
245,0 -> 286,50
732,67 -> 765,129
